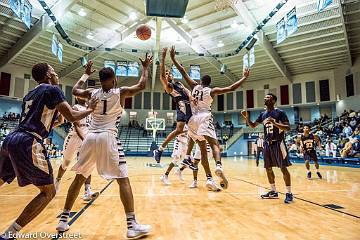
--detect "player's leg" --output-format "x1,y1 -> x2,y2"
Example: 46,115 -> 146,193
260,167 -> 279,199
0,150 -> 15,188
181,137 -> 197,170
117,177 -> 151,238
1,184 -> 56,239
189,159 -> 200,188
198,140 -> 220,192
205,136 -> 228,189
153,121 -> 185,163
56,174 -> 87,232
161,160 -> 176,185
82,175 -> 100,201
313,154 -> 322,179
305,159 -> 311,179
280,167 -> 293,203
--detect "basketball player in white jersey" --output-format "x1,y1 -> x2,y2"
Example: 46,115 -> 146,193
170,46 -> 250,191
54,97 -> 99,201
56,54 -> 153,239
160,127 -> 188,185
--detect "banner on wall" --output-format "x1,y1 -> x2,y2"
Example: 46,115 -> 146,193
249,47 -> 255,67
172,65 -> 182,80
57,43 -> 63,63
51,34 -> 58,56
116,61 -> 127,77
317,0 -> 332,12
276,17 -> 286,44
286,7 -> 298,36
189,65 -> 200,80
9,0 -> 21,18
244,132 -> 260,139
243,53 -> 249,69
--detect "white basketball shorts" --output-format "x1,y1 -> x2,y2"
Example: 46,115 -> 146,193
188,112 -> 217,142
171,139 -> 187,162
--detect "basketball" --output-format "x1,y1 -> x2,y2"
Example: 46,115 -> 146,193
136,24 -> 151,40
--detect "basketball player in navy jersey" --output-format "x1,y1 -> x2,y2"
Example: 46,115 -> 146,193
56,55 -> 153,239
300,124 -> 322,179
0,63 -> 97,240
170,45 -> 250,191
153,48 -> 196,169
241,93 -> 293,203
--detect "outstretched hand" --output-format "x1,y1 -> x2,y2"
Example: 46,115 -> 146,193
170,46 -> 176,59
84,60 -> 96,76
243,68 -> 250,78
139,52 -> 153,68
162,47 -> 168,59
241,110 -> 249,119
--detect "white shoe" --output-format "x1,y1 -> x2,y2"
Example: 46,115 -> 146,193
206,178 -> 221,192
189,180 -> 198,188
175,168 -> 184,182
82,191 -> 100,201
54,178 -> 61,194
56,220 -> 70,232
215,164 -> 228,189
160,175 -> 171,185
127,223 -> 152,239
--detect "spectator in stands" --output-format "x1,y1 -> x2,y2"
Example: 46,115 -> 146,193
315,126 -> 324,137
340,138 -> 358,157
343,124 -> 353,137
350,118 -> 357,130
216,121 -> 221,129
325,139 -> 337,158
333,122 -> 343,135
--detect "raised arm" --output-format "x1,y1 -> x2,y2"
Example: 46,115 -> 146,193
211,69 -> 250,97
160,48 -> 173,94
55,97 -> 97,122
120,53 -> 153,99
169,46 -> 198,89
241,110 -> 259,128
72,60 -> 96,99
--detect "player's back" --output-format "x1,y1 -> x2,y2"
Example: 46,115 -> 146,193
191,85 -> 212,114
17,84 -> 65,139
89,88 -> 123,132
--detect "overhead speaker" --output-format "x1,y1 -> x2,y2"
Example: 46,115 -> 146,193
146,0 -> 189,18
220,64 -> 227,74
245,37 -> 257,51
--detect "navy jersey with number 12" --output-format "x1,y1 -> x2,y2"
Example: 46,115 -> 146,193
255,109 -> 289,142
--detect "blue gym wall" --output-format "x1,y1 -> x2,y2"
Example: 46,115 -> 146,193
0,98 -> 22,116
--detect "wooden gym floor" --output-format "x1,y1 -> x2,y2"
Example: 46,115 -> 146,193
0,156 -> 359,240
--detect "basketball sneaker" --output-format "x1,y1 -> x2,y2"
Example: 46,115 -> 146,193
215,164 -> 228,189
54,178 -> 61,194
260,191 -> 279,199
56,219 -> 70,232
307,171 -> 311,179
181,157 -> 198,171
206,178 -> 221,192
82,191 -> 100,201
174,168 -> 184,182
284,193 -> 294,204
160,175 -> 171,185
316,172 -> 322,179
153,149 -> 163,163
189,180 -> 198,188
127,223 -> 152,239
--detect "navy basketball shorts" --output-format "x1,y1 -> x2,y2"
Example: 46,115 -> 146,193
263,140 -> 292,169
0,131 -> 53,187
176,103 -> 192,123
304,150 -> 318,162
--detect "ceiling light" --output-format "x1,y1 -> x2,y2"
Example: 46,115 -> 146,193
129,12 -> 137,20
86,32 -> 94,40
78,8 -> 86,17
217,40 -> 224,47
181,16 -> 189,24
231,21 -> 239,28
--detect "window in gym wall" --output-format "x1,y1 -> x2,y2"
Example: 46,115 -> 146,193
162,92 -> 170,110
0,72 -> 11,96
280,85 -> 289,105
124,97 -> 132,109
226,92 -> 233,110
143,92 -> 151,109
217,94 -> 224,111
134,92 -> 142,109
319,79 -> 330,101
153,92 -> 160,110
246,90 -> 254,108
305,81 -> 315,103
346,74 -> 354,97
236,91 -> 243,109
292,83 -> 302,104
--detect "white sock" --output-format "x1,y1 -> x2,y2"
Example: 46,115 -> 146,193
3,222 -> 22,239
307,170 -> 311,174
126,212 -> 136,229
60,209 -> 71,223
85,184 -> 91,193
286,186 -> 291,193
159,146 -> 164,151
270,184 -> 276,192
